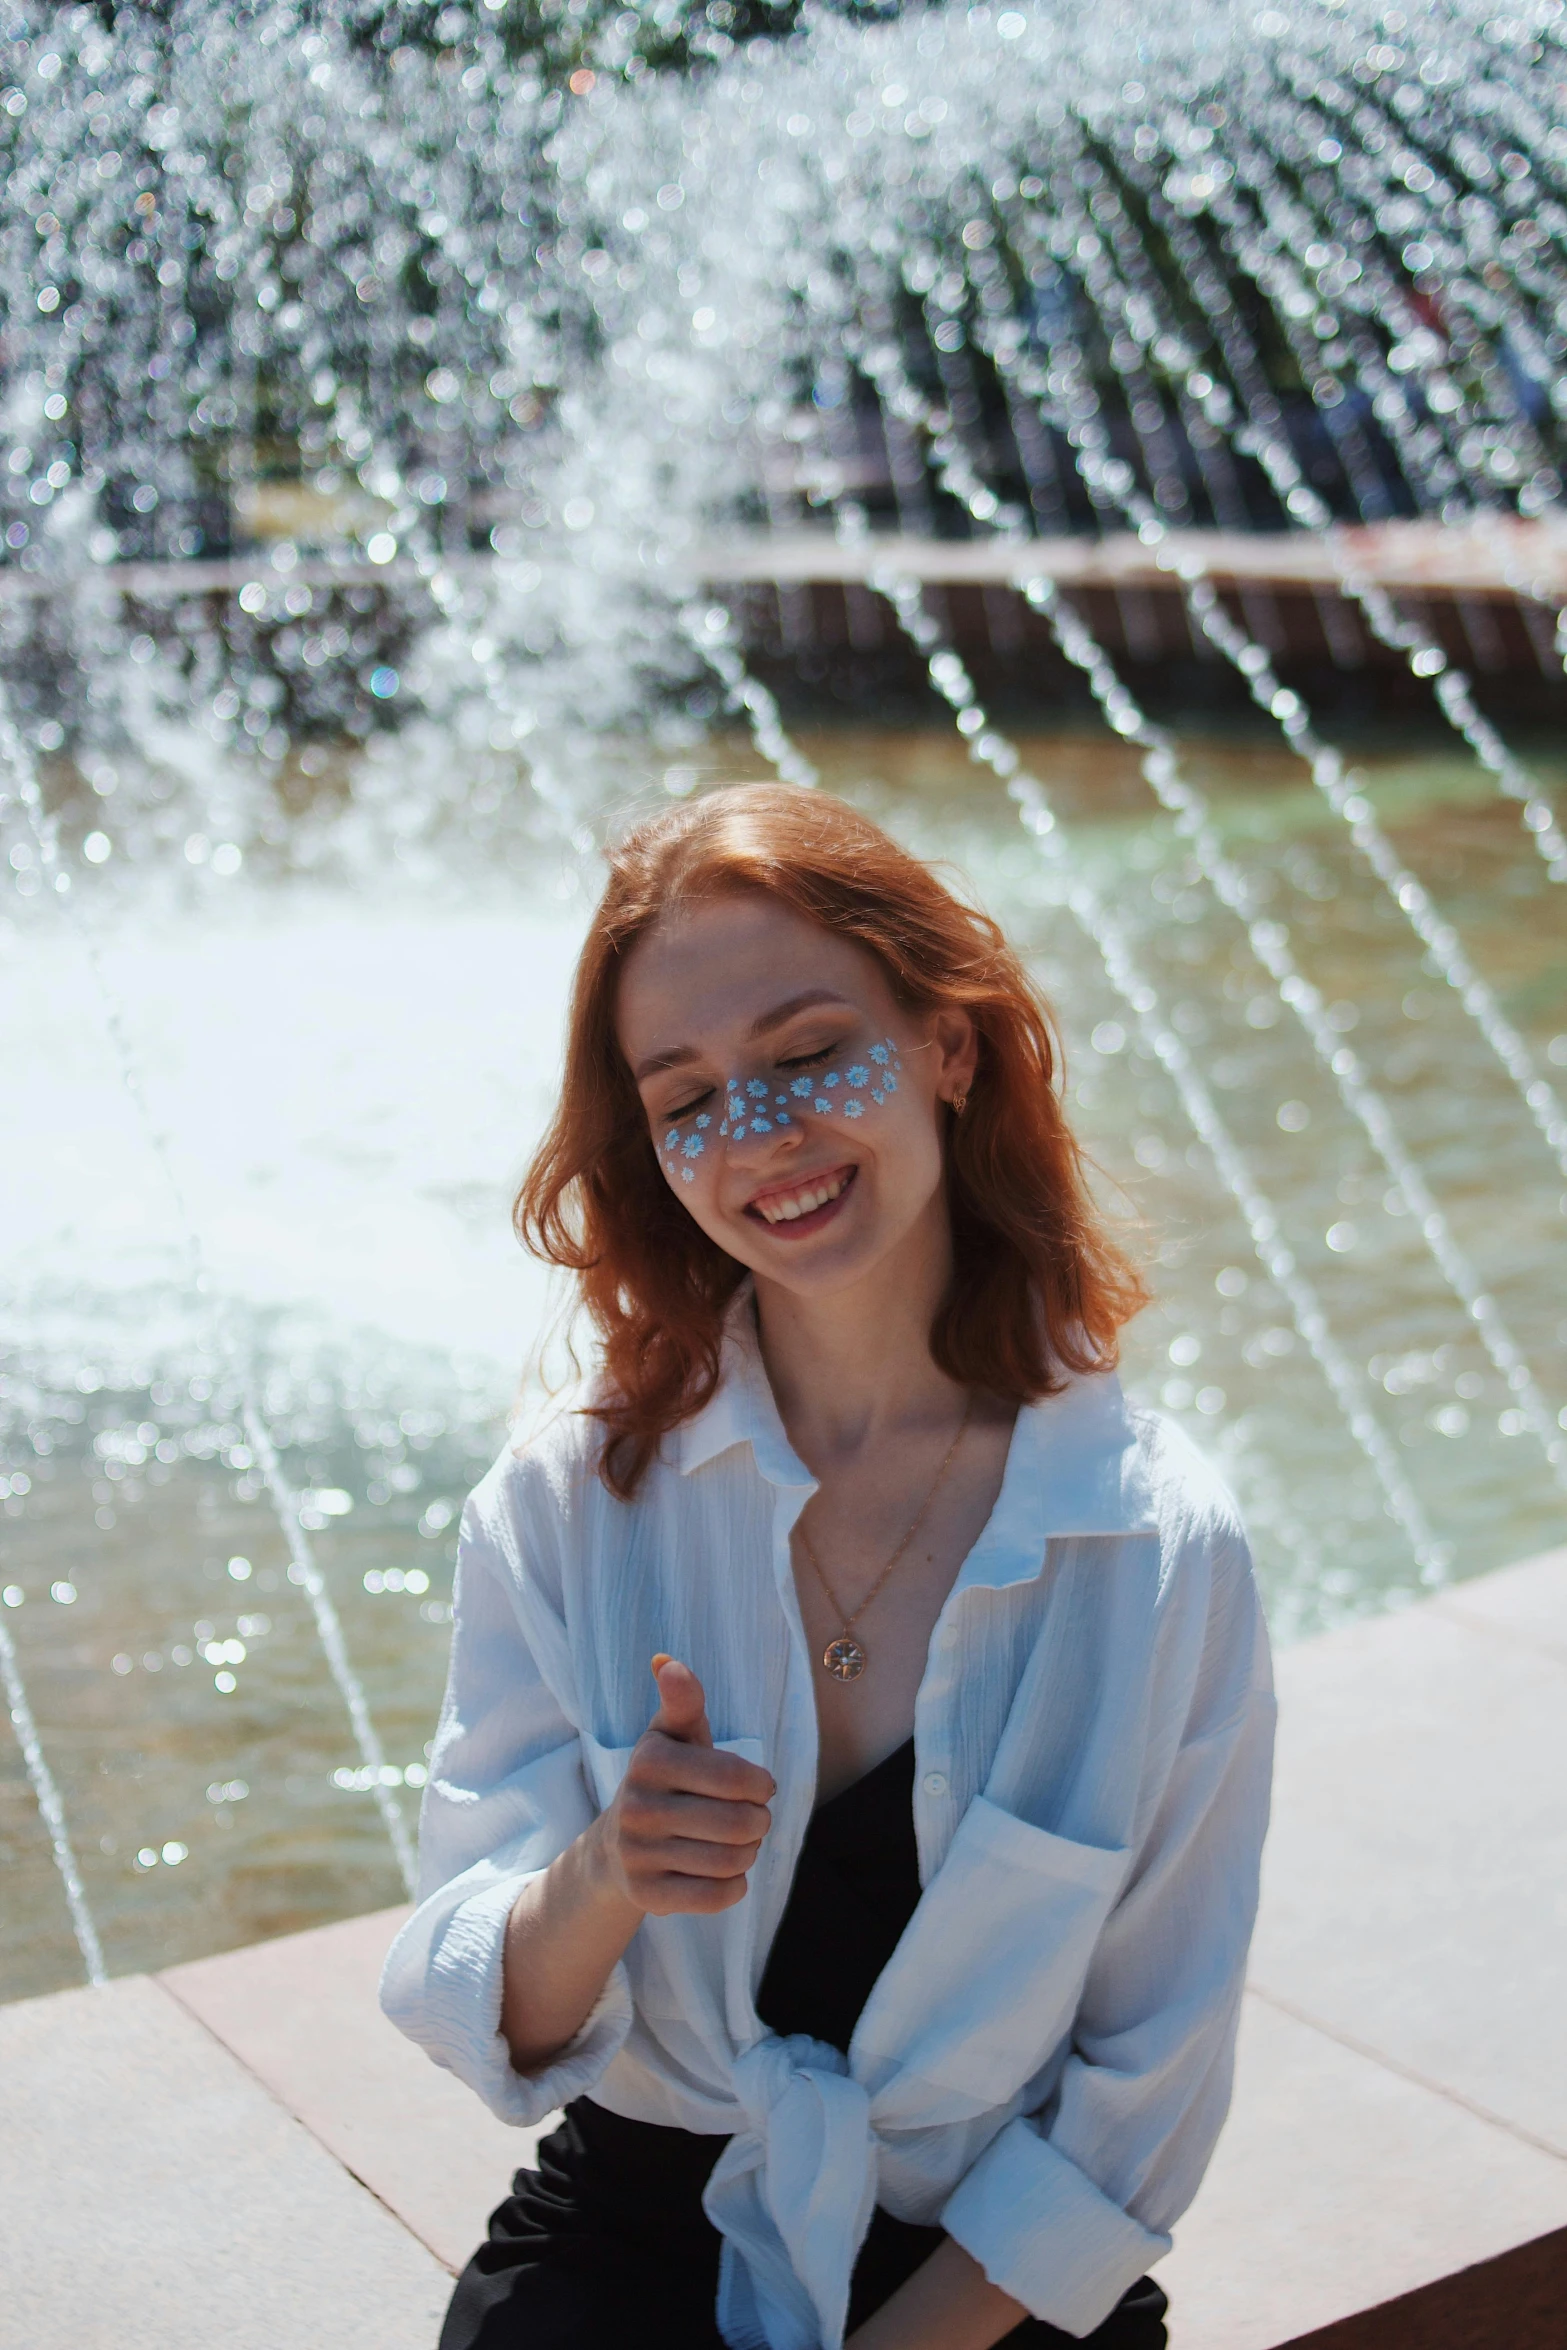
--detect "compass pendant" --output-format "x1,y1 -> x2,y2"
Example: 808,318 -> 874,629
823,1635 -> 868,1682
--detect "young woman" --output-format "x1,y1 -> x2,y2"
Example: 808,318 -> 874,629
382,786 -> 1274,2350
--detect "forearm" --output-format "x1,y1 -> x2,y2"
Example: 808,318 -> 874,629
499,1658 -> 772,2074
845,2237 -> 1026,2350
499,1816 -> 644,2074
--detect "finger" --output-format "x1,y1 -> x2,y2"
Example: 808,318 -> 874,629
641,1872 -> 751,1918
623,1789 -> 772,1847
647,1655 -> 714,1749
634,1735 -> 775,1806
642,1835 -> 764,1881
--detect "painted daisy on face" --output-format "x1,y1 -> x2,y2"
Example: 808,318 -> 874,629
822,1071 -> 840,1089
751,1116 -> 772,1133
842,1099 -> 864,1119
846,1064 -> 869,1088
814,1097 -> 832,1115
664,1129 -> 680,1149
696,1113 -> 711,1129
746,1078 -> 769,1099
869,1043 -> 890,1065
790,1075 -> 814,1097
681,1135 -> 704,1159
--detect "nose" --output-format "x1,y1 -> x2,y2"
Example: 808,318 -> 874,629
720,1080 -> 806,1164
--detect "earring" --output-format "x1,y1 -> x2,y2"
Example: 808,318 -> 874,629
950,1088 -> 968,1117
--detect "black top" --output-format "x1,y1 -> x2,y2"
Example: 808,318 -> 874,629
755,1735 -> 921,2051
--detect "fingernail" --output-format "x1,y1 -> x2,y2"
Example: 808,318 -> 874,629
650,1652 -> 672,1676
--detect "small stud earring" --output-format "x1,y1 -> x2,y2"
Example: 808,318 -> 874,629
950,1088 -> 968,1117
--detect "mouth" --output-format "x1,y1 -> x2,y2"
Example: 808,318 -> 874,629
744,1163 -> 857,1237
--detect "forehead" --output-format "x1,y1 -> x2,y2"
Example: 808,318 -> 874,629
615,892 -> 893,1066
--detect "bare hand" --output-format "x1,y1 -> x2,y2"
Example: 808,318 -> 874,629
591,1656 -> 775,1917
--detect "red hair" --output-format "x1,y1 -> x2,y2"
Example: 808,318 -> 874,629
516,786 -> 1147,1497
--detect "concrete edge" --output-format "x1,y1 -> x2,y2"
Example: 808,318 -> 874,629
152,1961 -> 454,2267
1243,1982 -> 1567,2169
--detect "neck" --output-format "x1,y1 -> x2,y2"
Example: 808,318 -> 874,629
751,1190 -> 965,1465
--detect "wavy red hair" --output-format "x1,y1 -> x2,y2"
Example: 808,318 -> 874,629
516,785 -> 1147,1496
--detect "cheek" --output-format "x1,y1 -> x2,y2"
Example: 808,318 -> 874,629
777,1038 -> 906,1133
878,1098 -> 943,1196
656,1115 -> 716,1190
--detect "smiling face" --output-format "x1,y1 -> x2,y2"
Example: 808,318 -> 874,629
616,891 -> 976,1301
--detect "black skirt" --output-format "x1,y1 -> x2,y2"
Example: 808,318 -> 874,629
440,1743 -> 1167,2350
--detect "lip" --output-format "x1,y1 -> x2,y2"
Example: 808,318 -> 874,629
742,1163 -> 857,1239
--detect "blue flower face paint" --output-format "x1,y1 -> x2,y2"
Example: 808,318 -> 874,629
654,1036 -> 905,1193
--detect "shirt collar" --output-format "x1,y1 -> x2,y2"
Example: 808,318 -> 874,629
954,1363 -> 1158,1595
671,1284 -> 814,1491
672,1287 -> 1157,1574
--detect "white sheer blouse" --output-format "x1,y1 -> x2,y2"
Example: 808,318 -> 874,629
381,1304 -> 1275,2350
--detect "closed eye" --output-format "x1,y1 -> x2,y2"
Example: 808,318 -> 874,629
777,1043 -> 837,1071
666,1088 -> 715,1122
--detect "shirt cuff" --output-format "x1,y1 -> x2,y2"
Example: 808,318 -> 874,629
382,1867 -> 634,2128
941,2115 -> 1171,2338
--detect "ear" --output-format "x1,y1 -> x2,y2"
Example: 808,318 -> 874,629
929,1005 -> 980,1106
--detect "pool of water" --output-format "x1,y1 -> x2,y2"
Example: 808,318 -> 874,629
3,721 -> 1564,2002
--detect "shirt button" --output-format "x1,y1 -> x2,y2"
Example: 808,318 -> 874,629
922,1771 -> 948,1797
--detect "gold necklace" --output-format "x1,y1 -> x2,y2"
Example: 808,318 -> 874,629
796,1396 -> 974,1683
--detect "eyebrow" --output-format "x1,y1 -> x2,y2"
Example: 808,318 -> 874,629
631,989 -> 852,1083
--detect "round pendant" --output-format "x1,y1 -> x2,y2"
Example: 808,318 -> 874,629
823,1635 -> 868,1682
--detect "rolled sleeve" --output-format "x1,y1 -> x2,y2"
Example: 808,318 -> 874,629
379,1463 -> 632,2125
383,1849 -> 634,2126
942,2119 -> 1169,2335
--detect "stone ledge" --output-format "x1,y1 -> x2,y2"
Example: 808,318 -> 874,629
1158,1544 -> 1567,2346
0,1971 -> 451,2350
159,1904 -> 536,2277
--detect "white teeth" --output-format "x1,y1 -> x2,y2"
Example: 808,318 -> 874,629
756,1172 -> 847,1223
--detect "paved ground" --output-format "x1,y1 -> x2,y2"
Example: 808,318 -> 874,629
1161,1544 -> 1567,2345
0,1971 -> 452,2350
4,1546 -> 1564,2350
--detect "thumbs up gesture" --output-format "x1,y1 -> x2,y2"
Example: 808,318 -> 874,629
645,1653 -> 714,1748
597,1656 -> 775,1917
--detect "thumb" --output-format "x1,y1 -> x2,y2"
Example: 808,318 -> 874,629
648,1654 -> 713,1748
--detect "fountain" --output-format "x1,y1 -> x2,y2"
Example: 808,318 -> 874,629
1,0 -> 1563,1995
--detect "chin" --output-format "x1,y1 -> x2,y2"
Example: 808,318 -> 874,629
752,1238 -> 881,1297
738,1193 -> 936,1299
